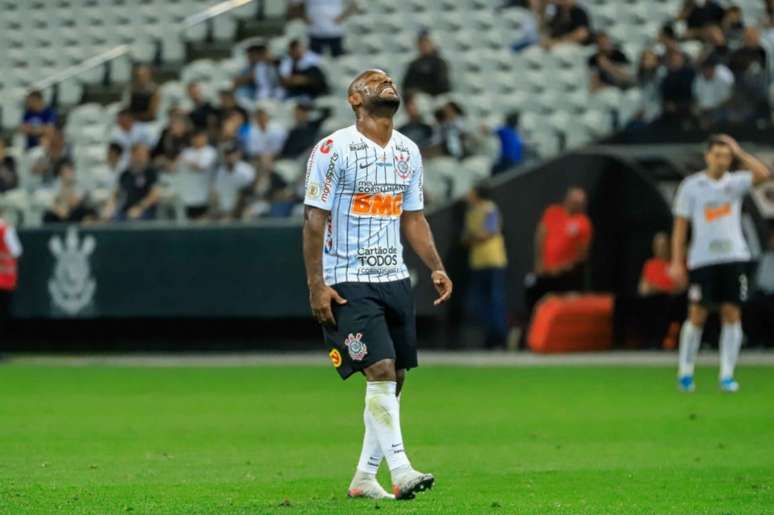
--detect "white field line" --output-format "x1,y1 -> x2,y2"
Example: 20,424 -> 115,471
5,351 -> 774,367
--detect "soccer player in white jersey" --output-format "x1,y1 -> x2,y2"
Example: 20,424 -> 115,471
671,135 -> 770,392
302,69 -> 453,500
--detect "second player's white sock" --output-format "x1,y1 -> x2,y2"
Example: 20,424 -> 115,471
364,381 -> 411,474
678,321 -> 703,377
719,322 -> 743,380
356,402 -> 384,477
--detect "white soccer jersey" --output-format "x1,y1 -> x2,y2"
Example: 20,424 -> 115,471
673,170 -> 754,270
304,125 -> 424,285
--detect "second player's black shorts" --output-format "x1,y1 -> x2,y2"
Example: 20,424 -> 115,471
321,279 -> 418,380
688,261 -> 749,307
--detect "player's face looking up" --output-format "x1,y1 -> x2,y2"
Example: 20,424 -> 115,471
348,70 -> 401,117
705,143 -> 734,177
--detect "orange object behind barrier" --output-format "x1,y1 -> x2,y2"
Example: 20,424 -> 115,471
528,294 -> 614,353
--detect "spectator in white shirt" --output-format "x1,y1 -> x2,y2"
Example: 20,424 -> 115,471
289,0 -> 359,58
176,130 -> 217,220
693,57 -> 734,128
110,109 -> 157,172
211,144 -> 256,220
243,108 -> 287,162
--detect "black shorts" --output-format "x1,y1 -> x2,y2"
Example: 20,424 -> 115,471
322,279 -> 418,380
688,262 -> 749,307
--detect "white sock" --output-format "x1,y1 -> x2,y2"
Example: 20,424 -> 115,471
364,381 -> 411,475
719,322 -> 743,380
356,401 -> 384,477
678,321 -> 703,377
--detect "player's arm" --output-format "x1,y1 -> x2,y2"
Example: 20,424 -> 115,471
401,210 -> 452,306
718,134 -> 771,185
670,215 -> 689,286
302,140 -> 347,325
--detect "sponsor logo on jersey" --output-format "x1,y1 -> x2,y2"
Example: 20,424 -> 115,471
351,192 -> 403,217
329,348 -> 342,368
395,143 -> 410,153
344,333 -> 368,361
320,138 -> 333,154
357,246 -> 399,267
356,181 -> 408,194
350,142 -> 368,151
320,152 -> 339,203
704,202 -> 732,222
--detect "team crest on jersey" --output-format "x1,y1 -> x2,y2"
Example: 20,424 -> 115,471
329,348 -> 342,368
345,333 -> 368,361
396,153 -> 411,179
307,181 -> 321,199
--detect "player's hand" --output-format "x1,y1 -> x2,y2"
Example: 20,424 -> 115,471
309,284 -> 347,326
716,134 -> 741,156
669,261 -> 688,288
431,270 -> 453,306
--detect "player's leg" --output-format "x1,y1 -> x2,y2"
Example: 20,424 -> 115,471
718,303 -> 743,391
678,266 -> 712,391
678,303 -> 708,391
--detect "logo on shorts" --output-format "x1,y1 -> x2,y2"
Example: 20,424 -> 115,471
345,333 -> 368,361
688,284 -> 702,303
329,348 -> 342,368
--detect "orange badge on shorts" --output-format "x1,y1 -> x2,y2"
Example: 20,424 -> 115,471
329,348 -> 342,368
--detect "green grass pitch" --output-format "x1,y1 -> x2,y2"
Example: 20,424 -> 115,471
1,364 -> 773,514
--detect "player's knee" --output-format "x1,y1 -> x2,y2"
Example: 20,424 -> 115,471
364,359 -> 396,382
689,304 -> 708,327
720,304 -> 741,324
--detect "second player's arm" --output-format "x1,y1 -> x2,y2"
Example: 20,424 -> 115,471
670,215 -> 689,285
719,135 -> 771,185
401,210 -> 452,305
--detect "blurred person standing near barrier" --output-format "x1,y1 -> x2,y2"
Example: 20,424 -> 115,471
176,130 -> 217,221
463,186 -> 508,349
210,144 -> 255,221
127,64 -> 160,126
0,211 -> 22,339
289,0 -> 360,58
745,232 -> 774,346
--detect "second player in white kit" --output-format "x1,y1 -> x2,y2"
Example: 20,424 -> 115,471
671,135 -> 771,392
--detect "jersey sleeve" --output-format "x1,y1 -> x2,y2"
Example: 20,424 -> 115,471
304,137 -> 339,211
403,149 -> 424,211
729,171 -> 754,196
673,179 -> 693,219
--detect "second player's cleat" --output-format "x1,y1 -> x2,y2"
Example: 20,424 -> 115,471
392,468 -> 435,501
719,377 -> 740,393
347,472 -> 394,500
678,375 -> 696,392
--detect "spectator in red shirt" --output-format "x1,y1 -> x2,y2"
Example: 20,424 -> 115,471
526,187 -> 592,318
639,232 -> 683,296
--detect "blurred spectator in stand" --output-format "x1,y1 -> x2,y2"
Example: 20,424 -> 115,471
215,88 -> 249,127
176,129 -> 217,220
211,144 -> 256,221
502,0 -> 540,51
659,50 -> 696,128
219,110 -> 249,149
90,142 -> 124,191
397,93 -> 434,151
0,140 -> 18,193
403,32 -> 451,97
746,233 -> 774,346
152,113 -> 191,172
588,31 -> 633,92
110,109 -> 157,171
462,185 -> 508,349
490,112 -> 524,175
434,101 -> 472,160
29,127 -> 71,188
244,155 -> 293,218
678,0 -> 725,40
727,26 -> 769,124
20,90 -> 57,150
630,49 -> 665,126
127,64 -> 160,125
234,43 -> 283,109
721,5 -> 745,47
278,40 -> 329,99
693,57 -> 734,128
43,161 -> 96,224
658,24 -> 683,56
699,25 -> 730,64
243,108 -> 287,162
766,0 -> 774,27
526,187 -> 592,317
288,0 -> 359,57
102,143 -> 161,222
186,81 -> 218,134
541,0 -> 592,49
279,101 -> 331,159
